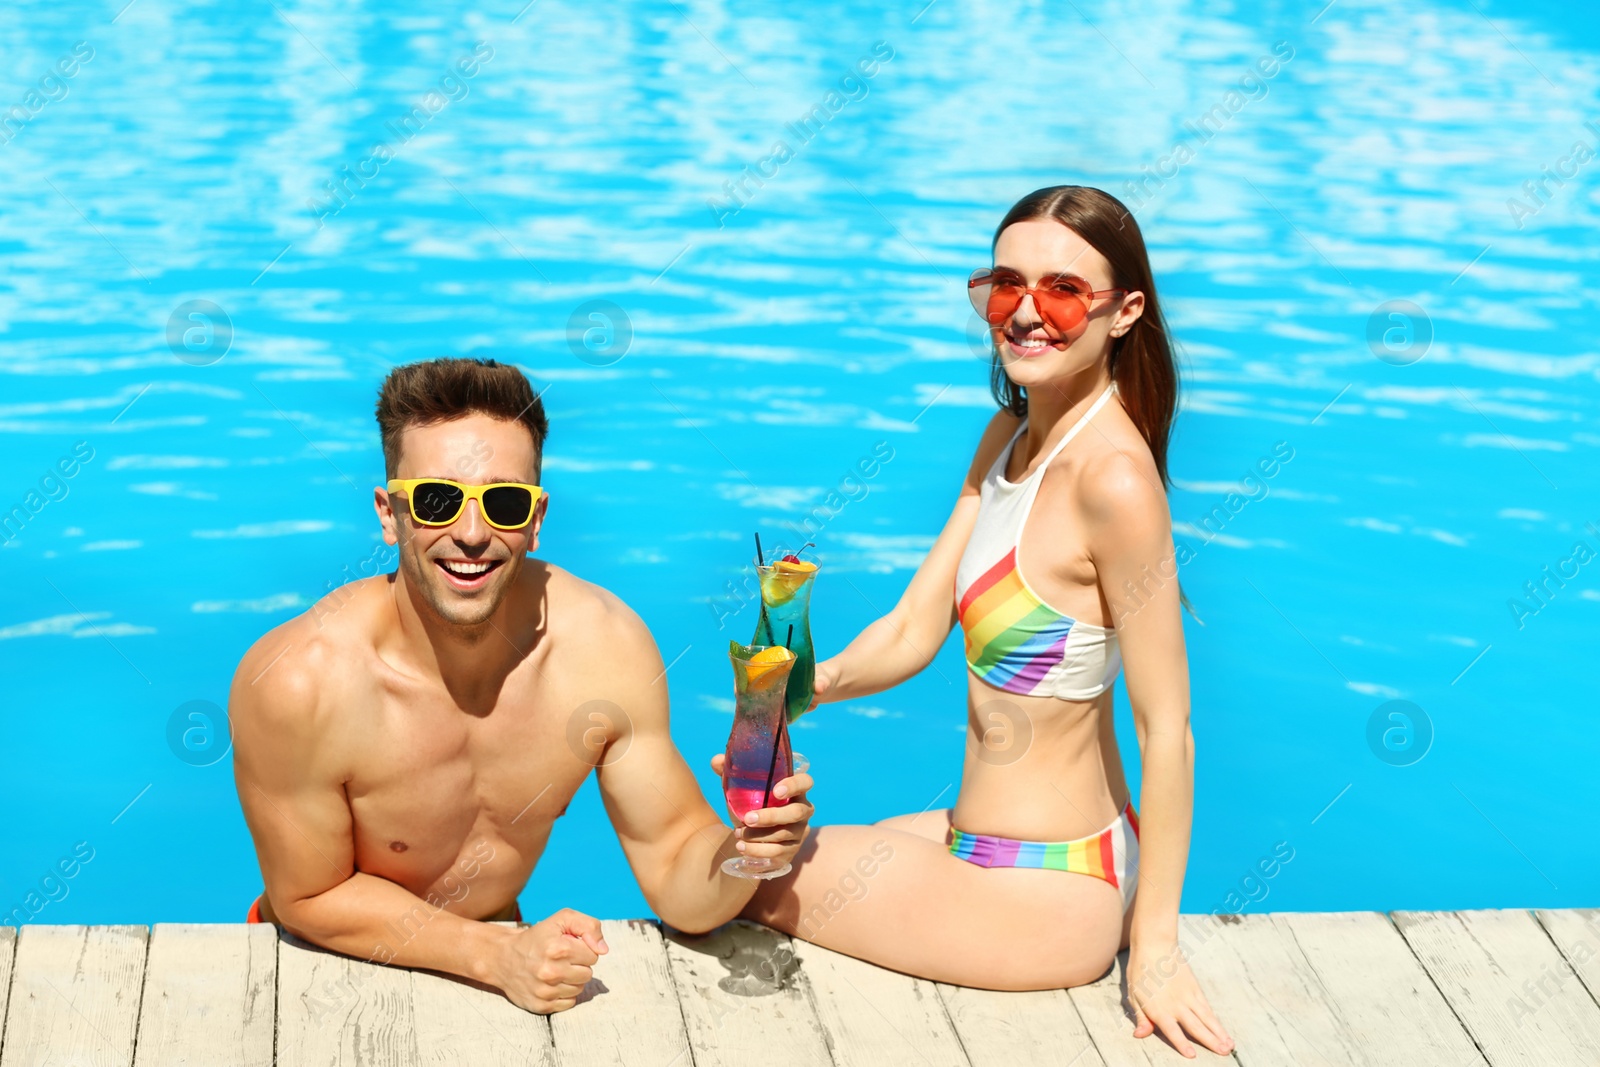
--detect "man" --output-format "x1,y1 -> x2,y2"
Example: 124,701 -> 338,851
231,357 -> 812,1015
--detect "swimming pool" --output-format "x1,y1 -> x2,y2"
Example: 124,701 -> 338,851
3,0 -> 1597,927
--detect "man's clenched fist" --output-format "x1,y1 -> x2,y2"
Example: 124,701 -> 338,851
491,908 -> 609,1014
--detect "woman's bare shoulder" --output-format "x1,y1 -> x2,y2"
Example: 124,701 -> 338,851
962,407 -> 1023,489
1076,425 -> 1169,532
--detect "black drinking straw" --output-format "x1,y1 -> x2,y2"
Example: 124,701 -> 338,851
763,717 -> 792,810
754,532 -> 765,566
761,629 -> 796,809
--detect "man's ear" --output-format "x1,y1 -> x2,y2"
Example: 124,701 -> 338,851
375,485 -> 399,546
525,491 -> 549,553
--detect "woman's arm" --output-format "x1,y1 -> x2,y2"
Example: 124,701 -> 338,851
815,411 -> 1019,705
1088,464 -> 1190,946
1081,452 -> 1233,1059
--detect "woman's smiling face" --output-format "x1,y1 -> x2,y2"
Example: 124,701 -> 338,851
987,218 -> 1144,389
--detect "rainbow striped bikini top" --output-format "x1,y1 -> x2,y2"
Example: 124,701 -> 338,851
954,383 -> 1122,701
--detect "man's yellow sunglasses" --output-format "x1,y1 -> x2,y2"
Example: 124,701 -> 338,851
386,478 -> 544,530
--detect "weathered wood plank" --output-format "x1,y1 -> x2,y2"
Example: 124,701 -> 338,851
791,936 -> 968,1067
548,919 -> 689,1067
1534,910 -> 1600,1014
937,982 -> 1106,1067
1066,950 -> 1228,1065
1174,914 -> 1332,1063
277,924 -> 559,1066
408,962 -> 555,1067
275,930 -> 419,1066
1395,909 -> 1600,1066
2,910 -> 1593,1066
133,924 -> 277,1067
0,928 -> 14,1056
661,920 -> 831,1067
1177,911 -> 1484,1066
1274,911 -> 1486,1066
0,925 -> 147,1067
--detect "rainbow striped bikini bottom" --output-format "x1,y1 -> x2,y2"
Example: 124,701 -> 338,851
948,801 -> 1140,911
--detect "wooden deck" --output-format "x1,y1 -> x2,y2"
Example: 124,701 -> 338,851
1,909 -> 1597,1065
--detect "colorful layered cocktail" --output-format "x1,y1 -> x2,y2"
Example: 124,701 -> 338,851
720,641 -> 796,880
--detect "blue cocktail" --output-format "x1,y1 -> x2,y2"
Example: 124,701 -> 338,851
752,555 -> 818,772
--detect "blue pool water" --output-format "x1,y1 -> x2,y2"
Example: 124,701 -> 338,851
3,1 -> 1597,927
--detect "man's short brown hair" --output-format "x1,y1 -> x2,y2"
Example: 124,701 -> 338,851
375,358 -> 548,481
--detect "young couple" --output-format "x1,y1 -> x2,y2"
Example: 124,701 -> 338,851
232,185 -> 1232,1058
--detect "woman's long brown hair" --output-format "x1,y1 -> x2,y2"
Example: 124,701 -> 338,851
987,185 -> 1196,619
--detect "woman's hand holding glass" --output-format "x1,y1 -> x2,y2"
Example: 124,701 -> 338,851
807,658 -> 841,712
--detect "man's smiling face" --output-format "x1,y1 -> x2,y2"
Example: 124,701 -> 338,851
378,413 -> 547,630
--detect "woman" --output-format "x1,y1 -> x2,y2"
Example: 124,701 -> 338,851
740,186 -> 1233,1058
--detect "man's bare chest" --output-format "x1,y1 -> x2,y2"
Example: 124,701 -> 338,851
337,678 -> 593,893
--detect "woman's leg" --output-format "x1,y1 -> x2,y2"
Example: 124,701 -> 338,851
743,818 -> 1124,990
872,807 -> 952,843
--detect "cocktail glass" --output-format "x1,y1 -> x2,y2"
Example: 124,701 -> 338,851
721,640 -> 797,880
752,557 -> 818,773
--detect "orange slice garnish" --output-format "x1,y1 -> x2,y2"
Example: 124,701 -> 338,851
761,558 -> 818,605
743,644 -> 795,686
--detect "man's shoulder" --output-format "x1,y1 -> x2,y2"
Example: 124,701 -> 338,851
229,594 -> 373,734
544,563 -> 649,639
537,563 -> 669,743
539,561 -> 657,658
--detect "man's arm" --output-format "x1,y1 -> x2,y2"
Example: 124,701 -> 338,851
230,632 -> 605,1014
586,596 -> 813,934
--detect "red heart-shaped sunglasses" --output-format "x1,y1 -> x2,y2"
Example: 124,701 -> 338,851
968,267 -> 1128,335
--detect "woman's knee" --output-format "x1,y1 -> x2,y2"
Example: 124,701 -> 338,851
1002,938 -> 1119,991
1067,944 -> 1120,988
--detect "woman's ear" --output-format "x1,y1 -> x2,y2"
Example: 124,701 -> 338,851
1109,290 -> 1146,338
